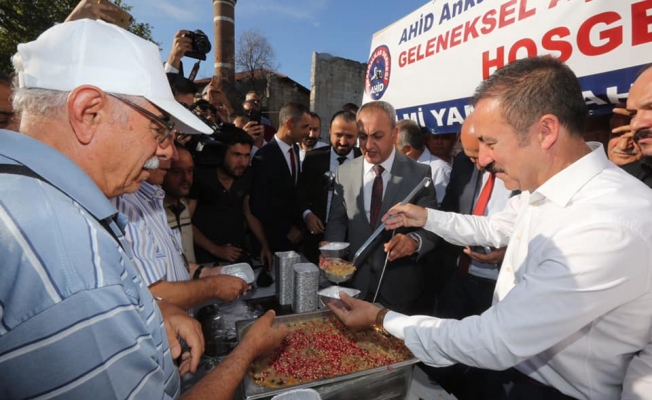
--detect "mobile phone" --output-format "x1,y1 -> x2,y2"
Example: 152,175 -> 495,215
100,0 -> 133,30
470,245 -> 489,255
248,109 -> 262,124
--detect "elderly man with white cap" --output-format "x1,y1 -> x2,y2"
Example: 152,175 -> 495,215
0,20 -> 286,399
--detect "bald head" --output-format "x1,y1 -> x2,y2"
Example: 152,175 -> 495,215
460,115 -> 480,168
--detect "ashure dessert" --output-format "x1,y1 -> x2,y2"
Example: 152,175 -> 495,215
319,258 -> 356,279
249,316 -> 413,389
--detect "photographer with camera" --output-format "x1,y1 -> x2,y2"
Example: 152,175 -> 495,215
241,100 -> 267,160
165,29 -> 211,77
245,91 -> 277,140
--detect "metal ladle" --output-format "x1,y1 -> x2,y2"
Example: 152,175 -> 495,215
351,177 -> 432,266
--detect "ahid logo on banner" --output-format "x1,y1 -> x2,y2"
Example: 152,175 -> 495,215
365,45 -> 391,100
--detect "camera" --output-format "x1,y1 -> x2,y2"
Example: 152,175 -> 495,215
183,29 -> 212,61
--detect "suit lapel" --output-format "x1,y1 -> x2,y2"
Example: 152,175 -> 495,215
351,158 -> 368,226
269,139 -> 293,183
461,168 -> 480,214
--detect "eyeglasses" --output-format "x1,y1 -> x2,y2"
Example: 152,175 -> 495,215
107,93 -> 175,145
0,111 -> 15,129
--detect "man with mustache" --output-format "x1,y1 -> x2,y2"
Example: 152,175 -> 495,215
189,128 -> 273,268
323,101 -> 439,314
624,72 -> 652,189
607,103 -> 642,167
113,145 -> 251,309
299,111 -> 328,164
163,144 -> 196,263
331,56 -> 652,400
620,64 -> 652,398
0,20 -> 286,399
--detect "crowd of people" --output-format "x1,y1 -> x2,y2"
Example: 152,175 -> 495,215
1,2 -> 652,400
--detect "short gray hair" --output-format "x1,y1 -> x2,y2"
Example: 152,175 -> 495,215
358,101 -> 397,130
396,119 -> 423,150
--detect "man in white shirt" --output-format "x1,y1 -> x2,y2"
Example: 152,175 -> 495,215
396,119 -> 451,205
330,56 -> 652,400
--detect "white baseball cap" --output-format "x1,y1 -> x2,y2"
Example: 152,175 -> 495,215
15,19 -> 211,135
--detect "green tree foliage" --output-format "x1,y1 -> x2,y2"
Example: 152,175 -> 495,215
0,0 -> 156,74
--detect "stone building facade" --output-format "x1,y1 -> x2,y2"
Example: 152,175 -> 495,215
310,52 -> 367,141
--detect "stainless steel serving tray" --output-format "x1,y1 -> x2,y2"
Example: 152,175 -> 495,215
235,309 -> 418,400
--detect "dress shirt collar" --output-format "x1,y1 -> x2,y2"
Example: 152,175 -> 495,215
532,142 -> 607,207
416,147 -> 434,163
139,181 -> 165,200
0,129 -> 117,221
330,147 -> 355,163
274,134 -> 293,154
363,147 -> 396,176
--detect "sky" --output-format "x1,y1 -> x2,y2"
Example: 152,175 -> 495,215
128,0 -> 430,88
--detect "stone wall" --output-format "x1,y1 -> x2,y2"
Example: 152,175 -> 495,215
310,52 -> 366,142
264,74 -> 311,129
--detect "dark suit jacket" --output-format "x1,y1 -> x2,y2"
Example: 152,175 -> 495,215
439,152 -> 519,272
297,146 -> 363,223
440,152 -> 480,214
324,151 -> 439,314
296,146 -> 362,262
621,157 -> 652,188
250,139 -> 301,252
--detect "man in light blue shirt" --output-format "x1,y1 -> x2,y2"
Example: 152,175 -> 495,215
0,19 -> 286,400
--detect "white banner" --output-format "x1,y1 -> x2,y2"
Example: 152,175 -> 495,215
363,0 -> 652,133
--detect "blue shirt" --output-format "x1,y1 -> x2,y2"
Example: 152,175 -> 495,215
112,182 -> 190,286
0,130 -> 179,399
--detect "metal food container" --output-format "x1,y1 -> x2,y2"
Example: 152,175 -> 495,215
274,251 -> 301,305
318,242 -> 350,259
235,309 -> 418,400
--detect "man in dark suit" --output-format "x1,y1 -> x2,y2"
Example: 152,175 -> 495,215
437,115 -> 515,318
250,102 -> 311,253
323,101 -> 438,314
297,110 -> 361,263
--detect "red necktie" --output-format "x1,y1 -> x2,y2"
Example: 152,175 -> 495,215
459,172 -> 495,276
288,147 -> 296,184
369,165 -> 384,229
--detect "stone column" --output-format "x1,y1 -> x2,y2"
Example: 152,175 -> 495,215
212,0 -> 237,90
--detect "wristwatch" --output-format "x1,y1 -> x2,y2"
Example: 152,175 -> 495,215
373,308 -> 390,336
193,264 -> 206,280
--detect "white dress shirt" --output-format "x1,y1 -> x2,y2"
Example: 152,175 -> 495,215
274,135 -> 299,183
383,143 -> 652,400
362,148 -> 396,222
416,148 -> 451,205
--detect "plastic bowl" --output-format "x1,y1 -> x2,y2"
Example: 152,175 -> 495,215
318,242 -> 350,259
318,286 -> 361,309
220,262 -> 255,285
318,258 -> 356,283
